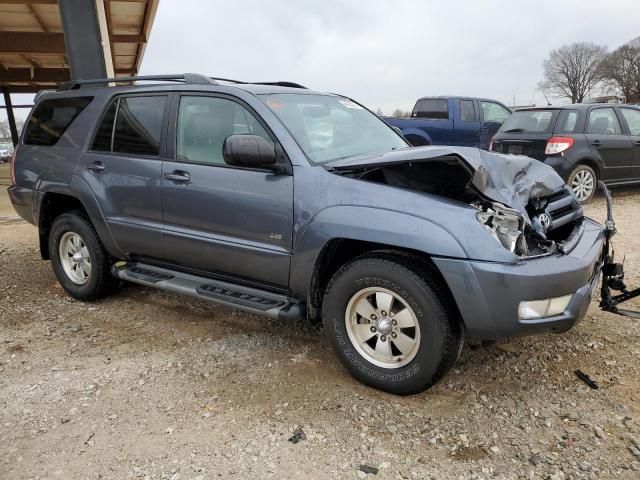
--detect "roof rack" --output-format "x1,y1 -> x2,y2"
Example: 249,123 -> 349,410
57,74 -> 308,91
58,73 -> 217,91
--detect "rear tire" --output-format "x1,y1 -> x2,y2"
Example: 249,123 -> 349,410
49,211 -> 118,301
322,254 -> 462,395
567,164 -> 597,203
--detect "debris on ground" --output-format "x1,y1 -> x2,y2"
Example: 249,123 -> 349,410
288,427 -> 306,444
575,369 -> 599,389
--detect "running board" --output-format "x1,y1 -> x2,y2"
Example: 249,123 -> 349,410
112,262 -> 305,321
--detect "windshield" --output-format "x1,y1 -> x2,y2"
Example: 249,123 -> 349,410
499,110 -> 557,133
260,93 -> 408,164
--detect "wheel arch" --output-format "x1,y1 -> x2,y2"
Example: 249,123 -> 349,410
36,184 -> 122,260
305,238 -> 463,330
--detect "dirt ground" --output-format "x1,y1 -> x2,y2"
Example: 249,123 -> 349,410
1,187 -> 640,480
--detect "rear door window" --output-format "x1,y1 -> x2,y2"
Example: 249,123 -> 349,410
91,101 -> 117,152
587,108 -> 622,135
459,100 -> 476,122
24,97 -> 93,146
90,95 -> 167,155
555,110 -> 579,134
412,99 -> 448,119
113,96 -> 167,156
620,108 -> 640,136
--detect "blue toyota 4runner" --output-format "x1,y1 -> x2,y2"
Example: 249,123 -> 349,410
8,74 -> 611,394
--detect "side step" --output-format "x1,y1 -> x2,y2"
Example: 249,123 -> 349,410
112,262 -> 305,321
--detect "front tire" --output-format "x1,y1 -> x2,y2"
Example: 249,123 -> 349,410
322,254 -> 462,395
49,211 -> 118,301
568,164 -> 597,203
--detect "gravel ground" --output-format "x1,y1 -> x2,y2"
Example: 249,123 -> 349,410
1,188 -> 640,480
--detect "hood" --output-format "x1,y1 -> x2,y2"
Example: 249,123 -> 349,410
326,146 -> 567,218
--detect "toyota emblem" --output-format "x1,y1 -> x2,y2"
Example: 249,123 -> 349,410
538,213 -> 552,231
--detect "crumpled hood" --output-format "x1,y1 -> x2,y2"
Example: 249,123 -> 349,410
327,146 -> 567,217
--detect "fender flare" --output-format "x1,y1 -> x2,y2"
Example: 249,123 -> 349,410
36,176 -> 124,258
398,128 -> 432,146
288,205 -> 467,299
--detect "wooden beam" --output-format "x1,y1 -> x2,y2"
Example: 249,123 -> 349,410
27,3 -> 48,32
0,0 -> 58,4
0,32 -> 65,54
0,67 -> 70,83
0,84 -> 55,94
111,34 -> 146,43
21,55 -> 42,68
0,32 -> 145,55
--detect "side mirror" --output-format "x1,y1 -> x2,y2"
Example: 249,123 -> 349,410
222,134 -> 276,168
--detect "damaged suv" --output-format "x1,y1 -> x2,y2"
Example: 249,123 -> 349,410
9,74 -> 608,395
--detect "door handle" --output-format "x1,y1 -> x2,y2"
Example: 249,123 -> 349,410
164,170 -> 190,182
634,140 -> 640,146
591,140 -> 601,147
86,162 -> 105,172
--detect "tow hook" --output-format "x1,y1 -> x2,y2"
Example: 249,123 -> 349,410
598,182 -> 640,319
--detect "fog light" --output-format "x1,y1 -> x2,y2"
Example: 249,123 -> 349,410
518,294 -> 573,320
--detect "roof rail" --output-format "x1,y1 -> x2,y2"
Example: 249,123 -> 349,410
252,81 -> 307,89
209,78 -> 307,89
58,73 -> 217,91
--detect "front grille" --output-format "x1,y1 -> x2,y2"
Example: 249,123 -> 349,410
545,187 -> 583,230
550,204 -> 575,220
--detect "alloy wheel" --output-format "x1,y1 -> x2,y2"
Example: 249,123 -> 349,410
345,287 -> 421,369
58,232 -> 92,285
570,168 -> 595,202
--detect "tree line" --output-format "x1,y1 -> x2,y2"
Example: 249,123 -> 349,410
540,36 -> 640,104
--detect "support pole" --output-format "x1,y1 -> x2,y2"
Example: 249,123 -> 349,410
2,87 -> 19,147
58,0 -> 111,81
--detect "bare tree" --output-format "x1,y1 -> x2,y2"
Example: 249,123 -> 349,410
0,121 -> 10,141
600,37 -> 640,103
375,108 -> 384,116
538,42 -> 607,103
392,109 -> 409,118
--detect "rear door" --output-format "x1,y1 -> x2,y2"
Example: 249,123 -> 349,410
80,94 -> 168,258
453,99 -> 480,146
160,93 -> 293,289
584,106 -> 635,181
619,107 -> 640,174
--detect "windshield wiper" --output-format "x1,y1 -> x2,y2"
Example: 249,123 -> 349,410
503,128 -> 525,133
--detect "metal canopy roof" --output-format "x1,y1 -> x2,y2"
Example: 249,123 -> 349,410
0,0 -> 159,93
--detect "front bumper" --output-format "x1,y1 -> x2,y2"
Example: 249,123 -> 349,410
433,218 -> 605,340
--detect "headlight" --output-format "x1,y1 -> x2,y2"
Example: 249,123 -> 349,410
476,203 -> 525,254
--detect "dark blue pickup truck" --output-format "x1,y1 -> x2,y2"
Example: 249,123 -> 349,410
386,96 -> 512,149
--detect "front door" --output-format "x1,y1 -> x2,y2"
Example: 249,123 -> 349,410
585,107 -> 634,181
161,94 -> 293,289
479,100 -> 511,150
80,94 -> 168,258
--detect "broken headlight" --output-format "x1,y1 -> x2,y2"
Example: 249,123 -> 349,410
476,203 -> 526,255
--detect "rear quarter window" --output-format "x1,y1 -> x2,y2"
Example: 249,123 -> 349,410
412,99 -> 448,119
23,97 -> 93,146
554,110 -> 579,134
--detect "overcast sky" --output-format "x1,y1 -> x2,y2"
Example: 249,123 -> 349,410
3,0 -> 639,123
139,0 -> 639,113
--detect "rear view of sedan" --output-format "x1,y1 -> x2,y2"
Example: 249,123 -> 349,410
491,104 -> 640,202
